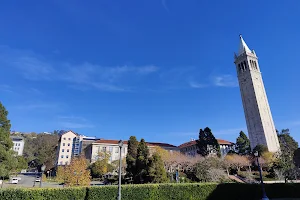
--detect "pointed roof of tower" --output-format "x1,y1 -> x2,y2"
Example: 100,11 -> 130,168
238,34 -> 252,56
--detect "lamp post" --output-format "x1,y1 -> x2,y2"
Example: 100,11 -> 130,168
254,151 -> 269,200
40,164 -> 46,188
118,140 -> 123,200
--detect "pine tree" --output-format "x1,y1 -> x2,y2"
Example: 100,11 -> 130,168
236,131 -> 251,155
0,102 -> 16,178
126,136 -> 139,180
148,152 -> 168,183
135,138 -> 150,183
196,127 -> 220,157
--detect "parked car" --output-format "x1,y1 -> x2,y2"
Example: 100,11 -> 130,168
10,178 -> 19,184
35,176 -> 41,182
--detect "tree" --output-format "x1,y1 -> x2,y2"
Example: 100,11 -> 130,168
0,102 -> 16,178
126,136 -> 139,179
64,156 -> 91,186
135,139 -> 150,183
90,152 -> 112,178
148,152 -> 168,183
196,127 -> 220,157
253,144 -> 268,155
275,129 -> 299,181
23,133 -> 59,169
236,131 -> 251,155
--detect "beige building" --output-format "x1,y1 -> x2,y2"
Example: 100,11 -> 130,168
234,35 -> 280,152
85,139 -> 178,164
178,139 -> 235,157
56,131 -> 77,166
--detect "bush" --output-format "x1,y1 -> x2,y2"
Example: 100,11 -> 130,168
0,187 -> 86,200
1,183 -> 300,200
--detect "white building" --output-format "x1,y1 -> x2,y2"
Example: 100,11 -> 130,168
10,136 -> 25,156
178,139 -> 235,157
56,130 -> 99,166
86,140 -> 179,164
234,35 -> 280,152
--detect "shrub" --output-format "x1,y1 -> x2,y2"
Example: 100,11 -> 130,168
0,187 -> 86,200
1,183 -> 300,200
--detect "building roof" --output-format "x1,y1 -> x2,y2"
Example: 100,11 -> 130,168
238,35 -> 252,56
178,139 -> 234,149
93,140 -> 177,148
94,140 -> 128,145
146,142 -> 177,148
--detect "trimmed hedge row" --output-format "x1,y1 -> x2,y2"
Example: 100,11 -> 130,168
0,187 -> 86,200
1,183 -> 300,200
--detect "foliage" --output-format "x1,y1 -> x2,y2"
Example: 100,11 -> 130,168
275,129 -> 299,180
236,131 -> 251,155
55,166 -> 65,183
90,152 -> 112,178
194,157 -> 227,183
224,154 -> 250,172
0,187 -> 86,200
135,139 -> 150,183
23,133 -> 59,169
64,156 -> 91,186
253,144 -> 268,155
0,102 -> 16,178
148,152 -> 168,183
126,136 -> 139,179
196,127 -> 220,157
1,183 -> 300,199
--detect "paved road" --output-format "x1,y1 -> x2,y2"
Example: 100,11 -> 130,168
1,173 -> 103,188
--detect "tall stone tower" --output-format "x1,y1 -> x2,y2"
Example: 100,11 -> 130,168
234,35 -> 280,152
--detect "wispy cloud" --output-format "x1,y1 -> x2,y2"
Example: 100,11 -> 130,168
0,45 -> 158,92
161,0 -> 170,12
213,127 -> 245,136
57,116 -> 94,129
13,103 -> 59,110
212,75 -> 238,87
188,81 -> 207,89
0,84 -> 14,93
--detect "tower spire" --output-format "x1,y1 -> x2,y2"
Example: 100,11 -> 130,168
238,34 -> 251,56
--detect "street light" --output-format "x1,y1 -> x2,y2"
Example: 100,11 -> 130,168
40,164 -> 46,188
254,151 -> 269,200
118,140 -> 123,200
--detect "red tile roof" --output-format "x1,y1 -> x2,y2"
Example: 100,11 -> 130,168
178,139 -> 234,149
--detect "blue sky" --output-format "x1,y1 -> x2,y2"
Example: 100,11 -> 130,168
1,0 -> 300,146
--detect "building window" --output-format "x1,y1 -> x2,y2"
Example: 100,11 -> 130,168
115,147 -> 119,153
61,155 -> 64,158
68,143 -> 70,146
102,147 -> 107,152
68,138 -> 71,140
66,155 -> 69,158
62,149 -> 64,152
63,137 -> 66,140
109,147 -> 113,152
123,147 -> 125,153
63,143 -> 65,146
67,149 -> 69,152
65,161 -> 68,165
60,161 -> 63,165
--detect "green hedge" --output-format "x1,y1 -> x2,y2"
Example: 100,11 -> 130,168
1,183 -> 300,200
0,187 -> 86,200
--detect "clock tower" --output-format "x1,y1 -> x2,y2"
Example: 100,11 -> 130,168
234,35 -> 280,152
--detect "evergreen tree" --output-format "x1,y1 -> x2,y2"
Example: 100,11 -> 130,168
148,152 -> 168,183
126,136 -> 139,180
135,138 -> 150,183
196,127 -> 220,157
0,102 -> 16,178
236,131 -> 251,155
